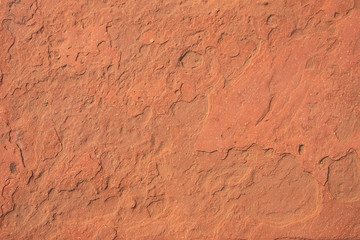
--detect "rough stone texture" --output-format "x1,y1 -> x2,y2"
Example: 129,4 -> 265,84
0,0 -> 360,239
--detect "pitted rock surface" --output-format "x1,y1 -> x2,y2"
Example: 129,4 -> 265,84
1,0 -> 360,239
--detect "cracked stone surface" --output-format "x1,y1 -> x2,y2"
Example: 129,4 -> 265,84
1,0 -> 360,239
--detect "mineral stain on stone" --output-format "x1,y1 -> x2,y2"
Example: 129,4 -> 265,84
9,162 -> 17,174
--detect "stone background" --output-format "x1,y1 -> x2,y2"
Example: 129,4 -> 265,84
0,0 -> 360,239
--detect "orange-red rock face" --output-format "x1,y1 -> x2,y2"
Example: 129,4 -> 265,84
1,0 -> 360,239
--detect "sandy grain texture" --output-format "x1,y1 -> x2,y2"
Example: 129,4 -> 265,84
1,0 -> 360,239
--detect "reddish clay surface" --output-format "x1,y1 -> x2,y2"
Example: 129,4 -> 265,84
1,0 -> 360,239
